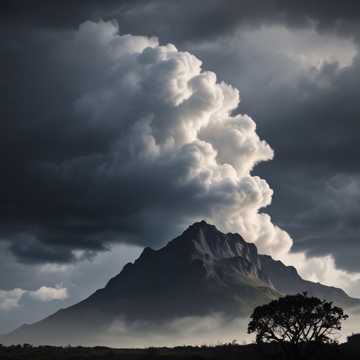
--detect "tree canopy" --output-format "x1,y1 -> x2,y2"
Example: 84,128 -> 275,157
248,293 -> 348,358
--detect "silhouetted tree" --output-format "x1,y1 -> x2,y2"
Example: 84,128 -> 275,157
248,293 -> 348,359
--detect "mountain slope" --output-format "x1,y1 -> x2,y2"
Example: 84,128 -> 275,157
4,221 -> 359,345
260,254 -> 359,308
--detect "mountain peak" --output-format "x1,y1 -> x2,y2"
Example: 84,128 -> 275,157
179,220 -> 218,239
187,219 -> 216,229
164,221 -> 243,256
4,221 -> 359,346
174,220 -> 257,262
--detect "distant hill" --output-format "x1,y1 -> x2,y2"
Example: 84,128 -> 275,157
3,221 -> 359,345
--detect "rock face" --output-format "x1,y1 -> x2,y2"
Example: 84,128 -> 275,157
4,221 -> 359,345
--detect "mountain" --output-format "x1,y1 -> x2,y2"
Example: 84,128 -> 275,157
3,221 -> 359,345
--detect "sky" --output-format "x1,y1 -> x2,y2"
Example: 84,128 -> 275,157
1,0 -> 360,334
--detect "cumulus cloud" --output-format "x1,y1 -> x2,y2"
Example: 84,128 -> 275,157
0,289 -> 26,311
29,286 -> 68,302
0,285 -> 67,312
0,19 -> 294,262
68,19 -> 291,257
190,25 -> 360,277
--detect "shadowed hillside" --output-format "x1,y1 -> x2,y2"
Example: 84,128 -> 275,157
3,221 -> 359,346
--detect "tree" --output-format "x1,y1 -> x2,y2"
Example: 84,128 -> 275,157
248,293 -> 348,359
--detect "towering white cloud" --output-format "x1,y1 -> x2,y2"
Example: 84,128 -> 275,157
62,20 -> 291,257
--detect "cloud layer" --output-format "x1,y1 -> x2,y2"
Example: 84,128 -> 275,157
3,0 -> 360,44
2,1 -> 360,276
0,20 -> 294,264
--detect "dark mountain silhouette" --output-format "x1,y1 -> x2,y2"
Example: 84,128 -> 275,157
3,221 -> 359,345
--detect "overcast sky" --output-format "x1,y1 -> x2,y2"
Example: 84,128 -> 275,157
1,0 -> 360,334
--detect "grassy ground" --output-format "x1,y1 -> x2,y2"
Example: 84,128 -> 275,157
0,341 -> 359,360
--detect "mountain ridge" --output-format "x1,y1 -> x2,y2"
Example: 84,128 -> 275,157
3,220 -> 359,345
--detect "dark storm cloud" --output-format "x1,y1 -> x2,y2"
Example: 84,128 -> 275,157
1,20 -> 286,264
259,170 -> 360,273
2,0 -> 360,272
2,0 -> 360,43
255,58 -> 360,272
1,0 -> 138,29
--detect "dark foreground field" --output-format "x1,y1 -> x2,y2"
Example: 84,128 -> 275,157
1,340 -> 360,360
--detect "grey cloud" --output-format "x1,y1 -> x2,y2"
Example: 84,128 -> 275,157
282,174 -> 360,272
1,21 -> 290,264
2,8 -> 360,271
2,1 -> 360,44
0,243 -> 141,334
251,57 -> 360,272
180,26 -> 360,273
